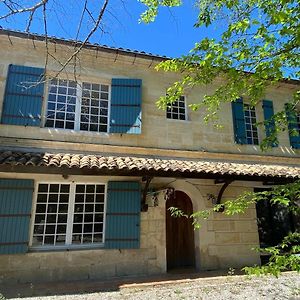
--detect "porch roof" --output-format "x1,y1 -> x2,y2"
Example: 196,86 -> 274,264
1,150 -> 300,182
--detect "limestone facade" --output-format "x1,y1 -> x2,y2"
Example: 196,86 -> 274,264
0,31 -> 298,283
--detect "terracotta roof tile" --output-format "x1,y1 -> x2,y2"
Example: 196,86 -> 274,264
0,150 -> 300,179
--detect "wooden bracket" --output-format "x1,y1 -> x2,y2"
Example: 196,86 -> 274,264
141,176 -> 153,212
215,179 -> 234,212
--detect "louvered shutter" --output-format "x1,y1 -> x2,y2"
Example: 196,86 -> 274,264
105,181 -> 141,249
262,100 -> 278,147
109,78 -> 142,134
231,98 -> 247,144
285,103 -> 300,149
0,179 -> 34,254
1,64 -> 44,126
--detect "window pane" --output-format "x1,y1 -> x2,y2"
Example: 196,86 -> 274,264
80,82 -> 109,133
72,184 -> 105,245
101,85 -> 109,92
74,213 -> 83,223
93,234 -> 103,243
33,184 -> 70,247
66,122 -> 74,129
86,194 -> 94,202
76,185 -> 85,193
46,214 -> 57,223
95,194 -> 104,203
56,235 -> 66,244
48,194 -> 59,202
36,204 -> 46,214
94,224 -> 103,232
57,214 -> 67,223
244,105 -> 259,145
37,194 -> 47,203
45,80 -> 77,130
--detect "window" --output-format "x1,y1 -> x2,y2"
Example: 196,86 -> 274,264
32,183 -> 106,248
244,104 -> 259,145
166,96 -> 186,120
255,188 -> 300,265
45,79 -> 109,132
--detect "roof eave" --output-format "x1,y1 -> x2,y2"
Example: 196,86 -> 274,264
0,164 -> 296,183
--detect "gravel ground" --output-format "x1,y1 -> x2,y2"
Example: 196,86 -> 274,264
3,272 -> 300,300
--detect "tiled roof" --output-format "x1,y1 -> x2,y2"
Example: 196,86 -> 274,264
1,151 -> 300,180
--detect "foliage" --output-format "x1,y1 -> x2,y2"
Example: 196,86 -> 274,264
0,293 -> 6,300
139,0 -> 182,23
140,0 -> 300,148
243,232 -> 300,277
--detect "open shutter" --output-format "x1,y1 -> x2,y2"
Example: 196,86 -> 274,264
0,179 -> 34,254
110,78 -> 142,134
262,100 -> 278,147
105,181 -> 141,249
285,103 -> 300,149
231,98 -> 247,144
1,64 -> 44,126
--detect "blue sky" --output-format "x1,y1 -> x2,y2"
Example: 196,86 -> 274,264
0,0 -> 220,58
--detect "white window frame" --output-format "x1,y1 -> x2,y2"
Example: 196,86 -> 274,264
30,181 -> 107,251
244,103 -> 259,145
166,95 -> 187,121
44,79 -> 111,133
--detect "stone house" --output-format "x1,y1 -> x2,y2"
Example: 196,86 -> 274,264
0,28 -> 299,284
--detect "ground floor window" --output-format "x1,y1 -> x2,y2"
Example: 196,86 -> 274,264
255,188 -> 300,264
32,183 -> 106,249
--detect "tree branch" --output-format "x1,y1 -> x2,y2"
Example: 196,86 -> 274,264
0,0 -> 49,20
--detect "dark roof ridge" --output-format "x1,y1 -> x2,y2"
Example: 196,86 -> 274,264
0,28 -> 170,61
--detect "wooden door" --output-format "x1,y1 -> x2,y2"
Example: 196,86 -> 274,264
166,190 -> 195,270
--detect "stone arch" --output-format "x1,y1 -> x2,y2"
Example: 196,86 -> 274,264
165,179 -> 209,270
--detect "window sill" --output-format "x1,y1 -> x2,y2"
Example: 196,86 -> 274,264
43,127 -> 110,138
29,243 -> 105,252
166,118 -> 190,124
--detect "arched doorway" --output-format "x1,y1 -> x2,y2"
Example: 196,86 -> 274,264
166,190 -> 195,271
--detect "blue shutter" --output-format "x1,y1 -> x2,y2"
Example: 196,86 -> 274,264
1,64 -> 44,126
105,181 -> 141,249
262,100 -> 278,147
285,103 -> 300,149
0,179 -> 34,254
110,78 -> 142,134
231,98 -> 247,144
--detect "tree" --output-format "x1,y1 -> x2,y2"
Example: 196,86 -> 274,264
0,0 -> 110,74
139,0 -> 300,275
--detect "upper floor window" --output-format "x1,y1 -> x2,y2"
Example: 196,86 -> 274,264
166,96 -> 187,121
32,182 -> 106,249
232,98 -> 263,145
1,65 -> 142,134
45,79 -> 109,132
244,104 -> 259,145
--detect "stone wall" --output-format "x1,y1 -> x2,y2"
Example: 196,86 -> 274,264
0,173 -> 261,284
0,34 -> 298,158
